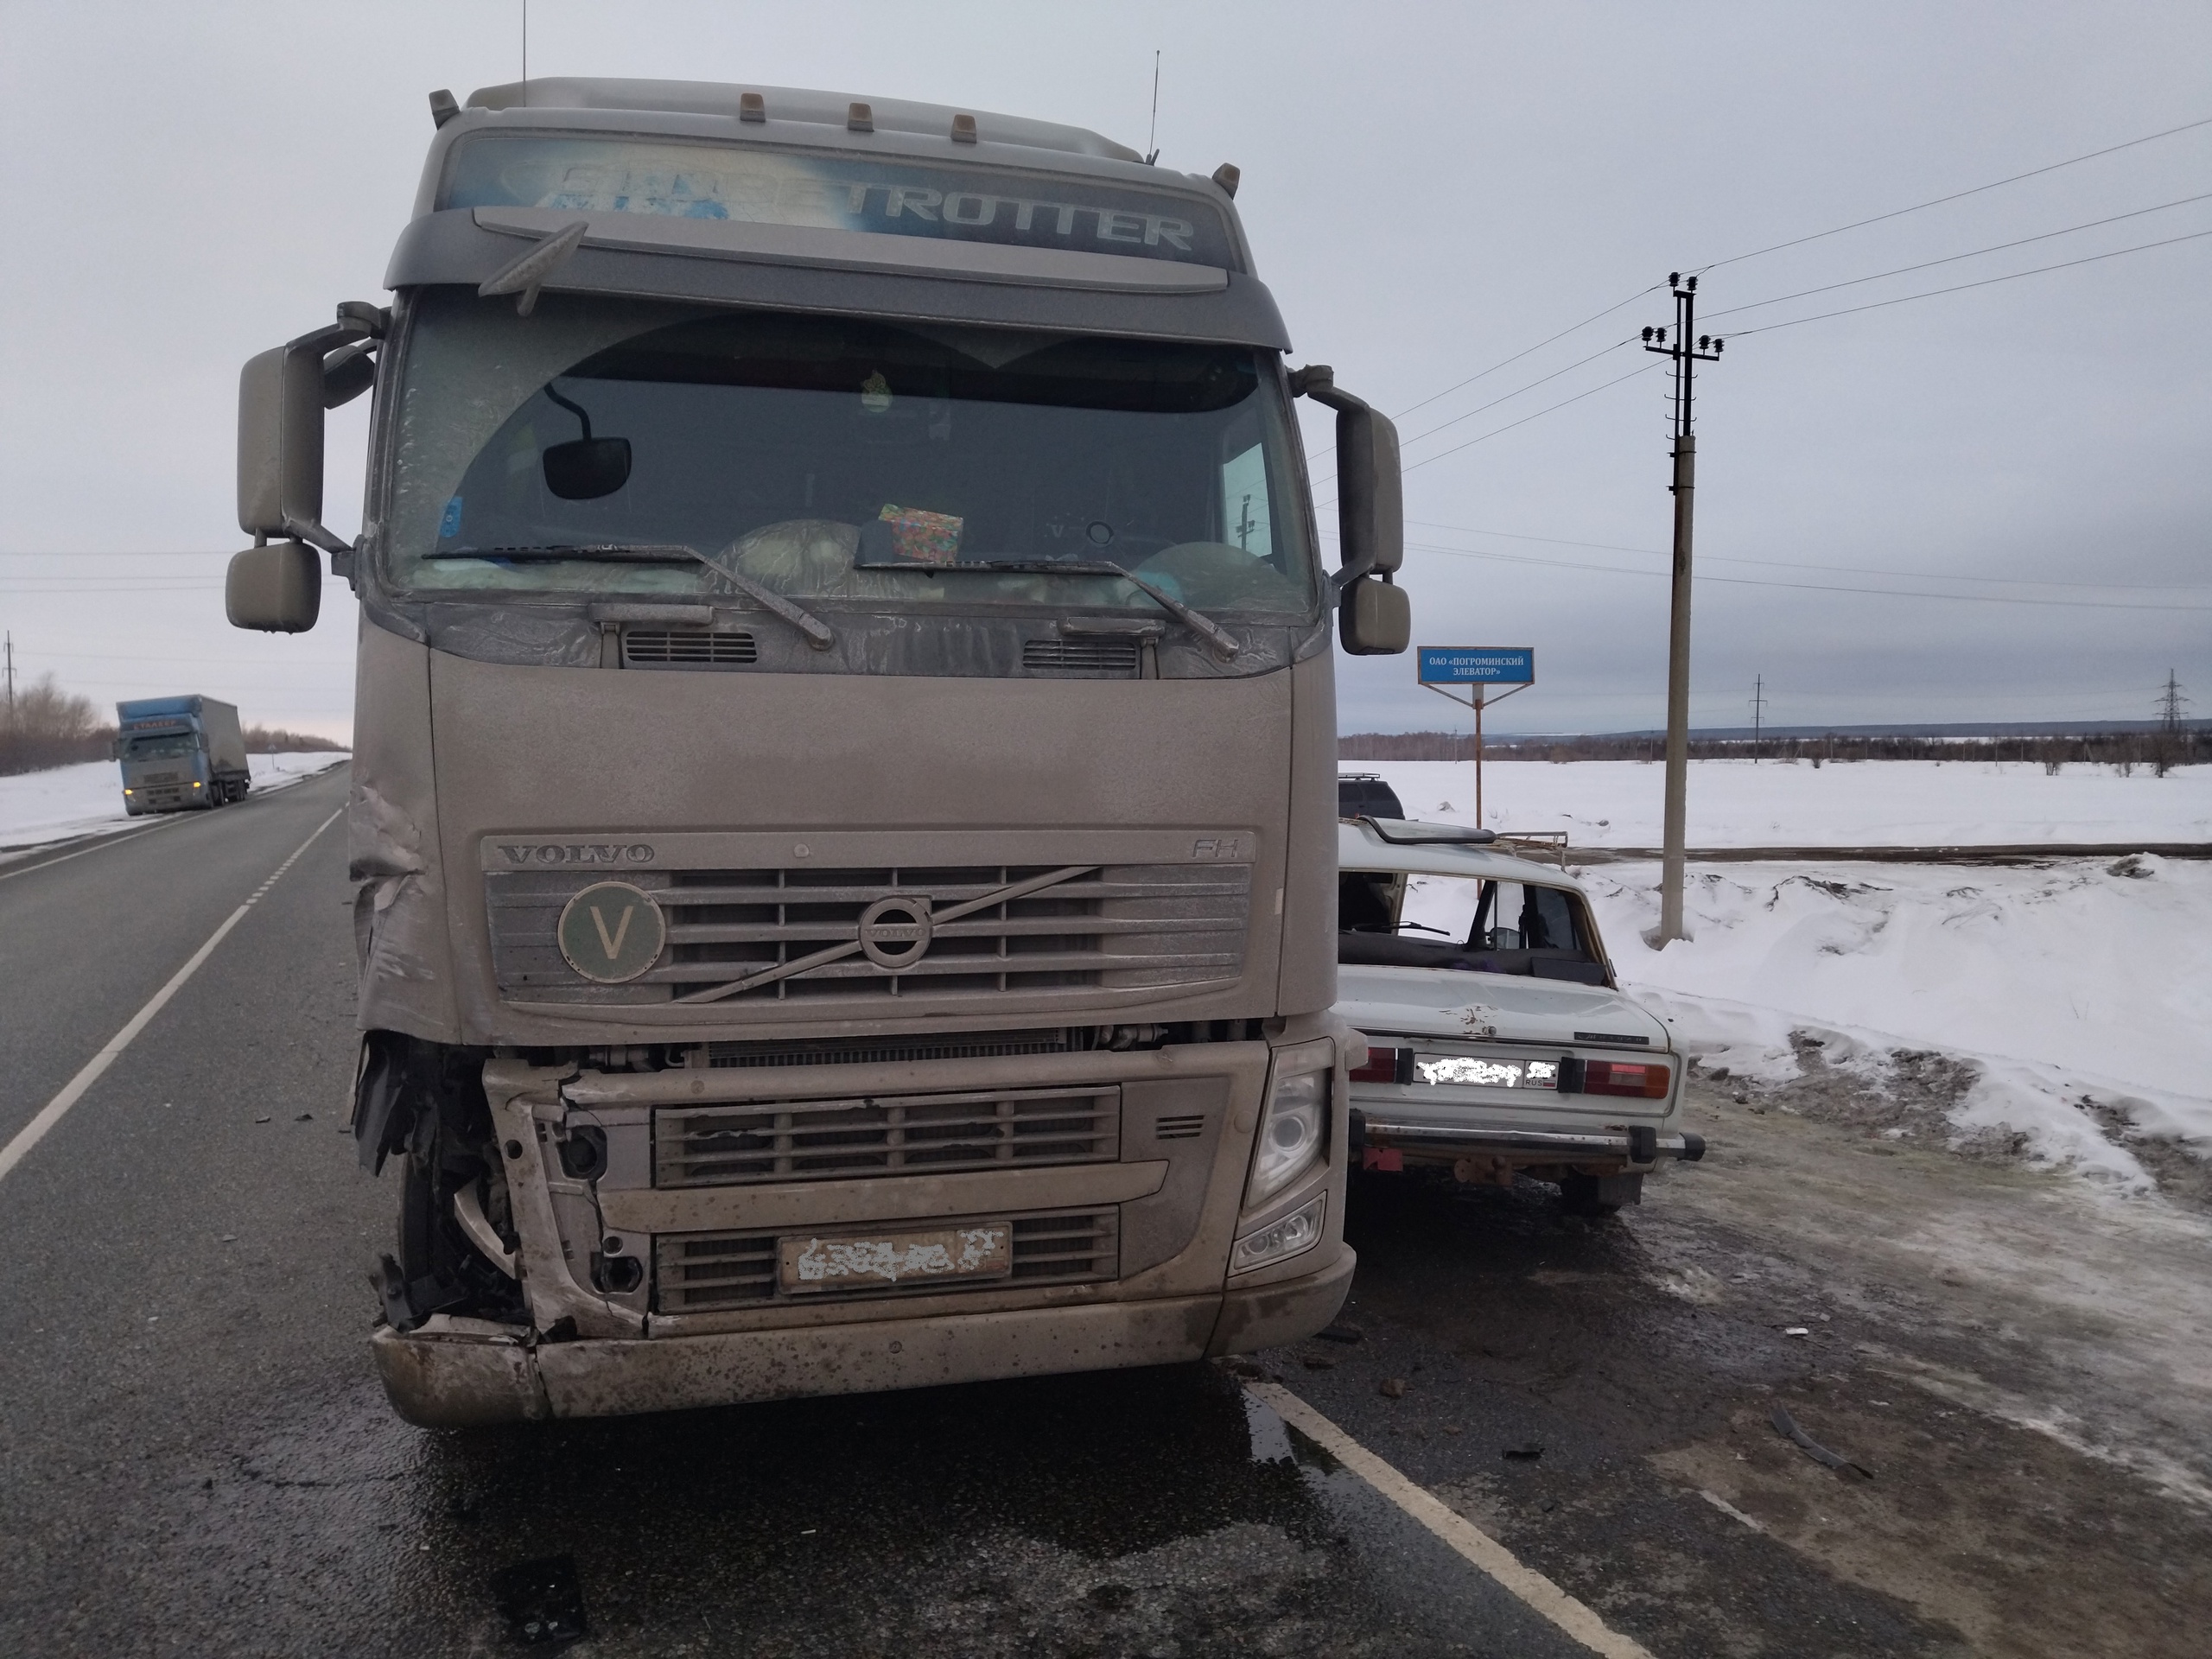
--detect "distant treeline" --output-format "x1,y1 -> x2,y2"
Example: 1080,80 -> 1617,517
1343,728 -> 2209,774
1,674 -> 346,775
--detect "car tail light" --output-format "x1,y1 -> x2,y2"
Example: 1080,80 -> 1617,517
1350,1046 -> 1408,1084
1581,1059 -> 1670,1098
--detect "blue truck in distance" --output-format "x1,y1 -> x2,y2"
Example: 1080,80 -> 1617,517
114,696 -> 250,813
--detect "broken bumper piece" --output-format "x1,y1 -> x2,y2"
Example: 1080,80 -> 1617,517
371,1249 -> 1355,1427
1351,1113 -> 1706,1167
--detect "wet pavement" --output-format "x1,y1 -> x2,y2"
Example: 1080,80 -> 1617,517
3,771 -> 2205,1656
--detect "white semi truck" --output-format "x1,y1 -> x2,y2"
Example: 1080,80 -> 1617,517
224,79 -> 1412,1424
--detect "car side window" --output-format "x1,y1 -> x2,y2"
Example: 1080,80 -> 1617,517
1522,885 -> 1581,952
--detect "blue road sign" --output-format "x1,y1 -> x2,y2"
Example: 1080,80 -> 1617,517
1418,646 -> 1535,685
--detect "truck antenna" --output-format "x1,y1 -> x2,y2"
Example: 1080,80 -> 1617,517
520,0 -> 528,104
1145,50 -> 1160,163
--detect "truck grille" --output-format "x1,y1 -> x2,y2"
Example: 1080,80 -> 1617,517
485,861 -> 1250,1005
653,1209 -> 1119,1313
654,1084 -> 1118,1187
699,1031 -> 1077,1069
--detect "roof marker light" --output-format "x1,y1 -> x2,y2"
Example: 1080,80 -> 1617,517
848,101 -> 874,133
1211,162 -> 1241,198
739,92 -> 765,123
950,112 -> 977,143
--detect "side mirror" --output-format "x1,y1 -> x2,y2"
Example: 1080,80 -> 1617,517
1294,365 -> 1409,655
1339,574 -> 1411,656
226,540 -> 322,632
543,436 -> 632,499
236,308 -> 381,582
237,342 -> 327,542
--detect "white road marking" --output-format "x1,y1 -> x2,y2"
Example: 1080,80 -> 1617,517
0,817 -> 179,883
1698,1488 -> 1768,1533
0,805 -> 344,1185
1246,1381 -> 1656,1659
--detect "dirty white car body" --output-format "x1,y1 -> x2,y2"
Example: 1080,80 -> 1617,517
1334,819 -> 1703,1213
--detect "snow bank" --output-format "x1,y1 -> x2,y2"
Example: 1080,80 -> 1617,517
1357,758 -> 2212,848
1581,856 -> 2212,1189
0,752 -> 349,854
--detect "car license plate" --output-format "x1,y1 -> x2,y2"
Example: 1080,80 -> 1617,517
778,1223 -> 1013,1293
1412,1054 -> 1560,1090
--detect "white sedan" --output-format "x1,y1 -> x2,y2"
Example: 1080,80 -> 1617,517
1334,817 -> 1704,1215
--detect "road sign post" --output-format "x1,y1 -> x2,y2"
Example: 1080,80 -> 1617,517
1417,647 -> 1535,828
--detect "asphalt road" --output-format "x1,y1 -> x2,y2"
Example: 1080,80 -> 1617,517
1,770 -> 2198,1656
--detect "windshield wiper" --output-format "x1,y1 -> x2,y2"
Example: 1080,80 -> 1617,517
941,561 -> 1239,660
425,543 -> 835,650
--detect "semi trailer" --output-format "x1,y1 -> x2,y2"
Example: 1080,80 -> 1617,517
114,696 -> 249,813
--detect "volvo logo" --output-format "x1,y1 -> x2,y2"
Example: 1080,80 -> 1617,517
556,881 -> 668,983
500,842 -> 657,866
856,894 -> 933,972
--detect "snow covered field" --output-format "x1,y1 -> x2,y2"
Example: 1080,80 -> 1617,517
1360,757 -> 2212,847
0,753 -> 348,855
1351,759 -> 2212,1192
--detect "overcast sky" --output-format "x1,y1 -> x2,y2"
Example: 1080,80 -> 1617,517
2,1 -> 2206,741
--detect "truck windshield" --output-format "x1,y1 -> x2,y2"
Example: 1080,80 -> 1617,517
385,291 -> 1317,619
123,734 -> 197,760
1338,870 -> 1607,984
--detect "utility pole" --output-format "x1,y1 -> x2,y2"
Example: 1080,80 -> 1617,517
1644,276 -> 1722,944
3,631 -> 15,726
1750,674 -> 1766,762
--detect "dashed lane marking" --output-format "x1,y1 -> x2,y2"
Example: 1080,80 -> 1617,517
0,805 -> 344,1185
1246,1381 -> 1656,1659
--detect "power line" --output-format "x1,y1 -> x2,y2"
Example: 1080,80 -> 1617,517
1726,226 -> 2212,337
1704,189 -> 2212,322
1389,286 -> 1662,423
1696,111 -> 2212,273
1404,518 -> 2212,590
1313,338 -> 1634,487
1403,540 -> 2212,611
1320,362 -> 1662,508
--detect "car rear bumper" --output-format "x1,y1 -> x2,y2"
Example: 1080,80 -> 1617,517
369,1247 -> 1355,1427
1351,1110 -> 1704,1168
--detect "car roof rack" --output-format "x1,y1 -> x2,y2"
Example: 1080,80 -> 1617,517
1354,816 -> 1497,846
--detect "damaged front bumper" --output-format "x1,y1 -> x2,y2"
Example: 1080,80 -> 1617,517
372,1247 -> 1355,1427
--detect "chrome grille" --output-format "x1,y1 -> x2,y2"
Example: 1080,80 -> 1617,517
624,627 -> 758,666
700,1031 -> 1077,1069
654,1209 -> 1119,1312
1022,639 -> 1138,675
655,1084 -> 1119,1187
485,861 -> 1249,1005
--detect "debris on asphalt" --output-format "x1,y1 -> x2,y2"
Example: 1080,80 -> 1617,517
1783,1326 -> 1811,1337
1379,1377 -> 1407,1399
491,1553 -> 588,1645
295,1112 -> 313,1122
252,1116 -> 271,1124
1770,1405 -> 1875,1479
1302,1356 -> 1338,1370
1316,1323 -> 1365,1344
1503,1442 -> 1545,1461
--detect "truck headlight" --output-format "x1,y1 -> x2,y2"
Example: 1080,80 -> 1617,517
1247,1047 -> 1331,1205
1231,1192 -> 1325,1273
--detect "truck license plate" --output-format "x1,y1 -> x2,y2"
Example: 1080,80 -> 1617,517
1413,1055 -> 1560,1090
779,1224 -> 1013,1293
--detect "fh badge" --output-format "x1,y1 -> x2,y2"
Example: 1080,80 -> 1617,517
556,881 -> 668,983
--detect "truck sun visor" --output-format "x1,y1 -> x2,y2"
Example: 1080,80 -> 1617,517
439,136 -> 1239,270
